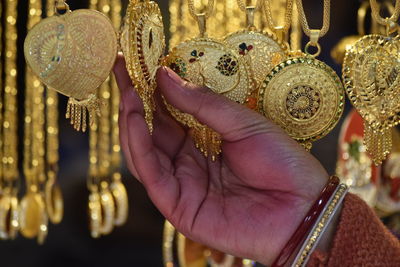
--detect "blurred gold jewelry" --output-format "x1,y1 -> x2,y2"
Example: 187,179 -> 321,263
343,0 -> 400,165
110,173 -> 128,226
45,171 -> 63,224
0,191 -> 18,240
259,0 -> 344,149
88,188 -> 102,238
99,182 -> 115,235
165,0 -> 253,159
163,220 -> 255,267
331,1 -> 378,65
121,0 -> 165,133
24,0 -> 118,131
19,185 -> 45,239
223,0 -> 288,109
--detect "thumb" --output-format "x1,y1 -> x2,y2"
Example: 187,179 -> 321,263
157,67 -> 282,142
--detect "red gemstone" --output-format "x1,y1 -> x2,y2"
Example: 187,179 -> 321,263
189,58 -> 196,63
248,45 -> 253,50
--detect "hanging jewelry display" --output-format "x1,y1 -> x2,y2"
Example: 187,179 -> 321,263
44,0 -> 63,226
223,0 -> 288,109
162,221 -> 255,267
164,0 -> 253,159
24,0 -> 118,132
342,0 -> 400,165
258,0 -> 344,150
169,0 -> 266,49
88,0 -> 128,238
20,0 -> 49,245
121,0 -> 165,133
0,0 -> 20,241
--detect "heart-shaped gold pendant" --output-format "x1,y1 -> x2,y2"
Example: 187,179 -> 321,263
343,34 -> 400,164
24,7 -> 118,131
121,0 -> 166,133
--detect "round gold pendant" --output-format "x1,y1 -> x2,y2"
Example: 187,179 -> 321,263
24,9 -> 118,131
99,185 -> 115,235
45,178 -> 64,225
343,34 -> 400,164
19,193 -> 46,239
122,0 -> 166,132
258,56 -> 344,148
223,30 -> 287,90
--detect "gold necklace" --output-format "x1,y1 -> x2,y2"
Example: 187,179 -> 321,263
223,0 -> 288,109
258,0 -> 344,150
0,0 -> 20,241
24,0 -> 118,132
120,0 -> 165,133
343,0 -> 400,165
164,0 -> 253,160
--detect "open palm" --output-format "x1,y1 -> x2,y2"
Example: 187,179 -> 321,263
114,56 -> 329,265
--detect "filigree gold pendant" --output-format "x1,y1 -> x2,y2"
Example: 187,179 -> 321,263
121,0 -> 166,133
343,34 -> 400,165
24,8 -> 118,132
258,56 -> 345,149
223,30 -> 287,108
164,38 -> 253,159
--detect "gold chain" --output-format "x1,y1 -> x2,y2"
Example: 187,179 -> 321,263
295,0 -> 330,38
3,0 -> 19,184
0,0 -> 4,188
264,0 -> 294,34
187,0 -> 215,19
237,0 -> 263,11
370,0 -> 400,26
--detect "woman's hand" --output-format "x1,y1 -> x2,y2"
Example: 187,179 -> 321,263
114,56 -> 329,265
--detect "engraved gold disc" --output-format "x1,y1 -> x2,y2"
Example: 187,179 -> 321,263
223,30 -> 287,90
24,9 -> 118,131
343,34 -> 400,164
258,56 -> 344,146
164,38 -> 253,159
122,0 -> 166,132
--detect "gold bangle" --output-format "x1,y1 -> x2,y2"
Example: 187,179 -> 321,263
110,179 -> 128,226
293,183 -> 348,267
99,183 -> 115,235
45,177 -> 64,224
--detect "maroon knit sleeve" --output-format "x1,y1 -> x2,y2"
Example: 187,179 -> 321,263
308,193 -> 400,266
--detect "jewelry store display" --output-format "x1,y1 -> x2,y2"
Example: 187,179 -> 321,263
0,0 -> 20,241
88,0 -> 128,238
258,0 -> 344,150
164,0 -> 254,159
343,0 -> 400,165
24,0 -> 118,132
223,0 -> 287,95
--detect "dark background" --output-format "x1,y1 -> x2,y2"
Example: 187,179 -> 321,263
0,0 -> 363,266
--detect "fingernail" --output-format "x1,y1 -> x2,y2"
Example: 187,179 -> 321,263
164,66 -> 184,86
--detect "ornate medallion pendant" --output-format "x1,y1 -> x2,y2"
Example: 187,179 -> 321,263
164,38 -> 253,159
258,56 -> 345,149
343,34 -> 400,165
24,9 -> 118,131
121,0 -> 166,133
223,30 -> 287,108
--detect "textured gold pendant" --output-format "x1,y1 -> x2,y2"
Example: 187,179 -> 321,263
24,9 -> 118,131
164,38 -> 253,159
223,30 -> 287,104
121,0 -> 166,133
343,34 -> 400,164
258,56 -> 345,149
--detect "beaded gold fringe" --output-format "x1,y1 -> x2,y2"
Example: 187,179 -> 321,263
65,95 -> 101,132
364,122 -> 392,165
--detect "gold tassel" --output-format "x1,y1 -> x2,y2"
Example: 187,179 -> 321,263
364,122 -> 392,166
